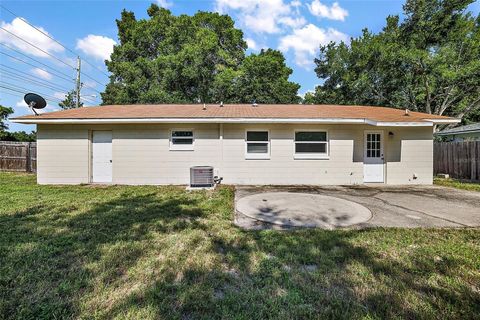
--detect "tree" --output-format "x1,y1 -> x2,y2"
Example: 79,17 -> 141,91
310,0 -> 480,122
102,4 -> 300,105
58,90 -> 83,109
0,105 -> 14,140
0,104 -> 36,141
212,49 -> 301,104
1,131 -> 36,142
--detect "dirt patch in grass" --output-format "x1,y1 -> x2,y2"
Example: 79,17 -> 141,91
0,173 -> 479,319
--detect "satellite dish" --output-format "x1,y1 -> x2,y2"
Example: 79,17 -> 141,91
24,93 -> 47,116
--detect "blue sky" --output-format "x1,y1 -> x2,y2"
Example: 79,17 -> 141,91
1,0 -> 479,132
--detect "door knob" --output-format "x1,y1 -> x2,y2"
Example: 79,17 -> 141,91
109,160 -> 112,163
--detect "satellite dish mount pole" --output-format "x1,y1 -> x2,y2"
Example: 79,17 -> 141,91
29,101 -> 38,116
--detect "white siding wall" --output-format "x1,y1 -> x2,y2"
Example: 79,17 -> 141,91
220,124 -> 364,185
36,123 -> 433,185
385,126 -> 433,184
37,124 -> 90,184
113,124 -> 221,184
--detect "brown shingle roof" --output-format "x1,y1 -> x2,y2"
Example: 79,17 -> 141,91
12,104 -> 457,123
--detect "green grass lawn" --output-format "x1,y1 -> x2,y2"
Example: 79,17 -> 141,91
434,178 -> 480,192
1,173 -> 479,319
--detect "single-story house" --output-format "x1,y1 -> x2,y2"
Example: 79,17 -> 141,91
435,123 -> 480,142
12,104 -> 459,185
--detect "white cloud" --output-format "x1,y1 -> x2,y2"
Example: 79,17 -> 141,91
308,0 -> 348,21
32,68 -> 52,80
156,0 -> 172,8
278,16 -> 307,28
215,0 -> 306,34
76,35 -> 116,61
0,18 -> 64,58
16,100 -> 27,108
279,24 -> 348,67
290,0 -> 302,8
246,38 -> 258,50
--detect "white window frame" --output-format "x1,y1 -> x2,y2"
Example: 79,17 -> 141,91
170,129 -> 194,151
294,129 -> 329,159
245,130 -> 270,160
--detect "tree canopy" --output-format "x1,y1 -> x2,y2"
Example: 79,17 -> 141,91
102,4 -> 300,105
309,0 -> 480,122
0,104 -> 36,141
58,90 -> 83,109
0,105 -> 13,133
212,49 -> 300,104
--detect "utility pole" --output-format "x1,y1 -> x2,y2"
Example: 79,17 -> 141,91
75,56 -> 81,108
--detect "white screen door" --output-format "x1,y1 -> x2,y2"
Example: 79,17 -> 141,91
92,131 -> 112,183
363,131 -> 384,183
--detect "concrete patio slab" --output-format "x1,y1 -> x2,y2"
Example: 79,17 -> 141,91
234,185 -> 480,230
236,192 -> 372,228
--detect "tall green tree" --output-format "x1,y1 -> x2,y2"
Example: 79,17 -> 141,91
102,4 -> 300,105
0,105 -> 14,139
212,49 -> 301,103
310,0 -> 480,122
58,90 -> 83,109
0,104 -> 36,141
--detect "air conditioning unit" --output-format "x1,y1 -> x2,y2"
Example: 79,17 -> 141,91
190,166 -> 214,188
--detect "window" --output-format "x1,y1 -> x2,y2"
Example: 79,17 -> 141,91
294,131 -> 328,159
366,133 -> 381,158
245,131 -> 269,159
170,130 -> 194,150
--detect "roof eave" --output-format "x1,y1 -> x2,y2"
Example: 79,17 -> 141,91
10,117 -> 442,126
436,129 -> 480,136
423,118 -> 461,124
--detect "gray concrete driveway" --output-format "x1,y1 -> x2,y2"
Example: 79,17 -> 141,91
234,185 -> 480,229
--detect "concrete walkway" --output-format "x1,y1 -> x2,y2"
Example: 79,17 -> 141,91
234,185 -> 480,230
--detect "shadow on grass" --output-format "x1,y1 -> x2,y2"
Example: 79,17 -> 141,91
97,227 -> 480,319
1,185 -> 479,319
0,190 -> 207,319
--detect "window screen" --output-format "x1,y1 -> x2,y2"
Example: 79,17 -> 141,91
294,131 -> 328,156
170,130 -> 194,150
246,131 -> 269,158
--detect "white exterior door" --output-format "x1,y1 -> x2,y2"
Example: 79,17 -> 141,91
363,131 -> 384,183
92,131 -> 112,183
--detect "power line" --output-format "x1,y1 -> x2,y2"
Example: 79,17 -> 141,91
0,82 -> 96,105
1,73 -> 70,93
0,66 -> 72,91
0,89 -> 25,100
0,84 -> 62,104
0,4 -> 107,104
0,82 -> 63,102
80,96 -> 97,104
79,78 -> 102,94
0,63 -> 100,98
0,26 -> 76,69
81,84 -> 101,94
0,52 -> 74,83
0,4 -> 111,78
0,43 -> 75,82
79,71 -> 105,87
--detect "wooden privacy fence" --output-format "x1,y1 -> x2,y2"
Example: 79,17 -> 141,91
434,141 -> 480,181
0,141 -> 37,172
